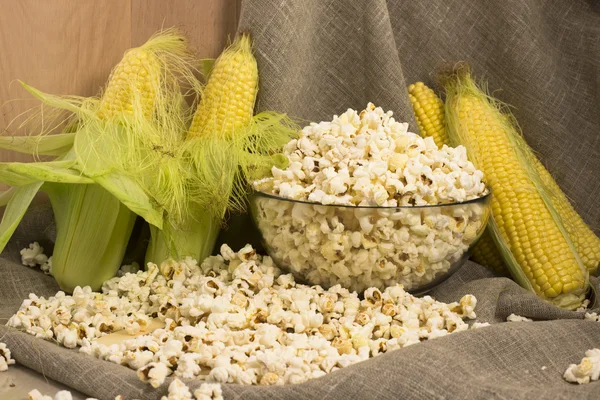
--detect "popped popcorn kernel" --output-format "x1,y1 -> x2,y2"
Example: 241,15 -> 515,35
0,342 -> 15,372
21,242 -> 52,275
161,378 -> 193,400
27,388 -> 100,400
506,314 -> 533,322
194,382 -> 224,400
564,349 -> 600,384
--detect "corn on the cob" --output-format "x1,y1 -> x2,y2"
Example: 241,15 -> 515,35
47,37 -> 173,291
0,30 -> 196,292
146,34 -> 259,264
97,49 -> 160,120
187,34 -> 258,138
408,82 -> 449,149
533,157 -> 600,274
441,66 -> 588,309
409,80 -> 600,277
146,33 -> 296,265
469,230 -> 508,273
408,81 -> 508,275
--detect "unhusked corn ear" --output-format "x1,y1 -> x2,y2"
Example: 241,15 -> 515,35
187,34 -> 258,138
533,157 -> 600,274
98,48 -> 160,119
442,66 -> 588,309
408,82 -> 449,149
408,81 -> 508,275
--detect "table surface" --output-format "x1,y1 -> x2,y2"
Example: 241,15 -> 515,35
1,364 -> 87,400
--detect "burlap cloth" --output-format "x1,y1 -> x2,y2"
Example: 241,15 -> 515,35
1,0 -> 599,398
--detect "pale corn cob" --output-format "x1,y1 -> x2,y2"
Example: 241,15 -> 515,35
98,48 -> 160,119
408,81 -> 508,274
46,37 -> 169,291
146,34 -> 261,265
442,67 -> 588,309
187,34 -> 258,138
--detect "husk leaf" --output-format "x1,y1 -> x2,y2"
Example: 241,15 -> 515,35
44,183 -> 137,292
0,133 -> 75,156
0,182 -> 44,253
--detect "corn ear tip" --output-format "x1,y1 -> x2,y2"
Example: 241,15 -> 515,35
233,31 -> 254,51
436,61 -> 472,88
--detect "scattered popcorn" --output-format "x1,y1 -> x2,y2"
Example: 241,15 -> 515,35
117,262 -> 140,277
138,362 -> 172,388
252,104 -> 489,292
506,314 -> 533,322
10,245 -> 478,388
576,299 -> 590,312
54,391 -> 74,400
27,390 -> 54,400
161,378 -> 193,400
564,349 -> 600,384
584,312 -> 599,322
470,322 -> 491,329
27,388 -> 99,400
541,366 -> 547,370
194,383 -> 223,400
21,242 -> 52,273
0,342 -> 15,372
41,256 -> 53,275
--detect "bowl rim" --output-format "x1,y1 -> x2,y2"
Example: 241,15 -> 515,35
251,186 -> 492,210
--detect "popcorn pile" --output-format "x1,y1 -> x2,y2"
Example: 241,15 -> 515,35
256,103 -> 485,207
252,104 -> 489,293
0,342 -> 15,372
563,348 -> 600,384
9,245 -> 479,388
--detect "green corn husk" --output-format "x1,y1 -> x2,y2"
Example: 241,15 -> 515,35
144,36 -> 298,266
0,28 -> 200,292
144,110 -> 298,265
146,212 -> 220,264
45,183 -> 136,291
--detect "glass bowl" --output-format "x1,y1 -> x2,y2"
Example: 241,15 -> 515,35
249,190 -> 491,294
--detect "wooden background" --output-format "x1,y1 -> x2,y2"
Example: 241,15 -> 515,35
0,0 -> 241,164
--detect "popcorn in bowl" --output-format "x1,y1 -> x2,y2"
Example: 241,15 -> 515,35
252,103 -> 490,293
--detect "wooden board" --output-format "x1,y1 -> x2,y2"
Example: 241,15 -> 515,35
95,318 -> 165,346
0,0 -> 131,163
131,0 -> 241,58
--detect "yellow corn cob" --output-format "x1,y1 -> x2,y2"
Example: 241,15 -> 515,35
98,48 -> 160,120
408,82 -> 450,149
188,34 -> 258,138
409,81 -> 600,276
470,230 -> 508,273
533,158 -> 600,274
408,81 -> 508,274
442,67 -> 588,309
